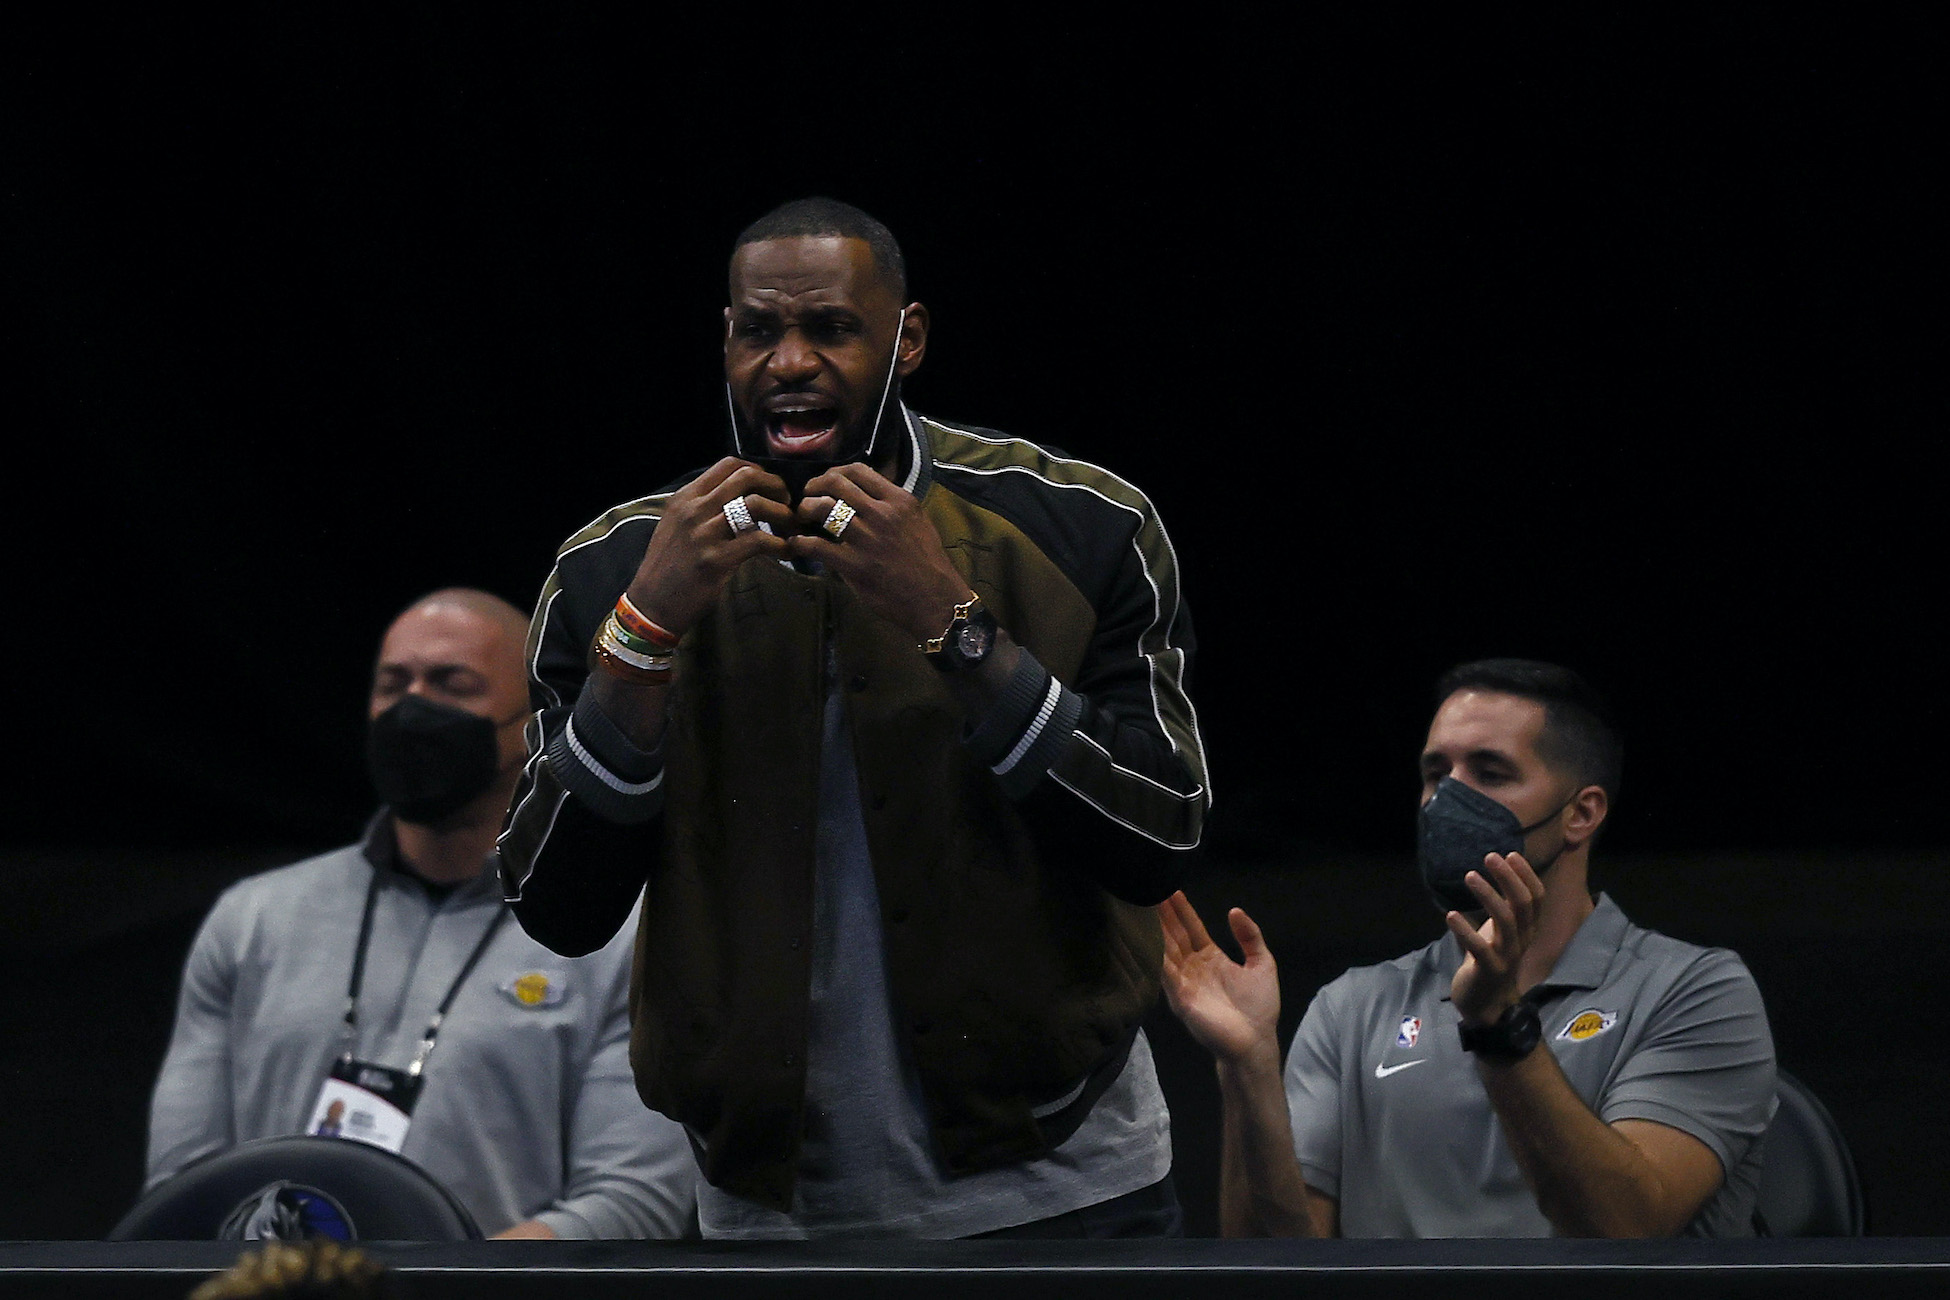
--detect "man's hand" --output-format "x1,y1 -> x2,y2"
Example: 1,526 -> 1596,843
1159,890 -> 1282,1066
1162,890 -> 1326,1238
1447,851 -> 1545,1026
787,462 -> 970,643
623,458 -> 792,635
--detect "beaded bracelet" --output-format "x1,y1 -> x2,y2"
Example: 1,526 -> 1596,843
615,593 -> 680,650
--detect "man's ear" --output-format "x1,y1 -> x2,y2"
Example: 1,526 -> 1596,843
1564,784 -> 1609,849
896,302 -> 930,378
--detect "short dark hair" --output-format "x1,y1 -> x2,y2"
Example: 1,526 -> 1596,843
733,197 -> 907,299
1435,658 -> 1623,802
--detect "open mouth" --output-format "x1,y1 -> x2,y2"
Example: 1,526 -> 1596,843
764,399 -> 842,458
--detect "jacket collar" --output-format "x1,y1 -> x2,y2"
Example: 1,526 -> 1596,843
894,403 -> 933,499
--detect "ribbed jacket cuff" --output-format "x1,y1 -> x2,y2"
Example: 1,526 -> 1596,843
964,650 -> 1084,800
544,692 -> 665,825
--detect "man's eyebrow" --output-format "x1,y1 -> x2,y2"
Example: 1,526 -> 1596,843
1421,746 -> 1519,771
373,661 -> 481,679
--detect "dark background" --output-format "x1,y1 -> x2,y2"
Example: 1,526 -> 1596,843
3,9 -> 1943,1239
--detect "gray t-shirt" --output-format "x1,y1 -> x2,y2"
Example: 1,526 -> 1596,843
696,647 -> 1172,1238
147,835 -> 698,1238
1284,894 -> 1776,1237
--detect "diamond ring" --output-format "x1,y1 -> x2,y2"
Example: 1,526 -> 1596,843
822,500 -> 857,539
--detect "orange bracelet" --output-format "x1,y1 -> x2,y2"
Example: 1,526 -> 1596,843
615,593 -> 680,649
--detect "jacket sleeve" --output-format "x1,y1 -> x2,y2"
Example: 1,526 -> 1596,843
499,506 -> 670,957
960,484 -> 1209,906
145,896 -> 241,1188
530,918 -> 699,1239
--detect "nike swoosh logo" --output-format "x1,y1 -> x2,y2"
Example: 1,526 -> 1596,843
1374,1060 -> 1429,1079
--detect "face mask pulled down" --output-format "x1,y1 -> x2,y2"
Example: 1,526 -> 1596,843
725,308 -> 907,500
1416,776 -> 1569,915
367,695 -> 504,826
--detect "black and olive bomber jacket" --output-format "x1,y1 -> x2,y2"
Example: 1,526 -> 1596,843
498,407 -> 1210,1211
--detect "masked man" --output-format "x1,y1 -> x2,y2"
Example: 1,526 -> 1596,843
147,589 -> 697,1239
499,198 -> 1209,1237
1162,659 -> 1775,1237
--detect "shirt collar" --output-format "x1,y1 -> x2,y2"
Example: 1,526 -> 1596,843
1433,892 -> 1629,998
360,810 -> 501,901
1533,891 -> 1630,994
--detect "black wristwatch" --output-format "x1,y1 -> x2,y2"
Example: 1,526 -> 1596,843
1458,999 -> 1543,1061
921,594 -> 997,672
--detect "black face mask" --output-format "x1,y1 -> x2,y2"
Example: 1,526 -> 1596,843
1416,776 -> 1570,915
367,696 -> 506,826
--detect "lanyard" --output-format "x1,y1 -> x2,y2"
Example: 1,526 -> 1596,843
340,867 -> 510,1079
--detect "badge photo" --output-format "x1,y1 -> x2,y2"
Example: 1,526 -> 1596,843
306,1059 -> 423,1155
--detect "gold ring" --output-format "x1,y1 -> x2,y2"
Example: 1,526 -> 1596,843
822,501 -> 857,539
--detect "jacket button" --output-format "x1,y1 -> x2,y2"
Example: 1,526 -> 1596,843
783,1053 -> 798,1068
849,674 -> 869,692
789,937 -> 802,950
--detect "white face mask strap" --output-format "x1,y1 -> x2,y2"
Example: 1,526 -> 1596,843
722,379 -> 751,458
723,307 -> 906,462
723,314 -> 756,458
862,307 -> 906,461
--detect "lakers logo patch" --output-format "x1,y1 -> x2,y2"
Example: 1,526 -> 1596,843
1556,1008 -> 1619,1042
502,970 -> 567,1008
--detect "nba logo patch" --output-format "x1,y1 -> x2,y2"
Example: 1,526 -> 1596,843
1396,1016 -> 1421,1048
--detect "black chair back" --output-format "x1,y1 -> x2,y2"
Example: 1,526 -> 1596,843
1753,1068 -> 1867,1237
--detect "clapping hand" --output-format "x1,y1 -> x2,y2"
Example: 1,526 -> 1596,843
1159,890 -> 1282,1066
1447,851 -> 1545,1026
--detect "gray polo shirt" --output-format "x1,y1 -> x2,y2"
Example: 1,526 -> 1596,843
1284,894 -> 1776,1237
147,828 -> 698,1238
